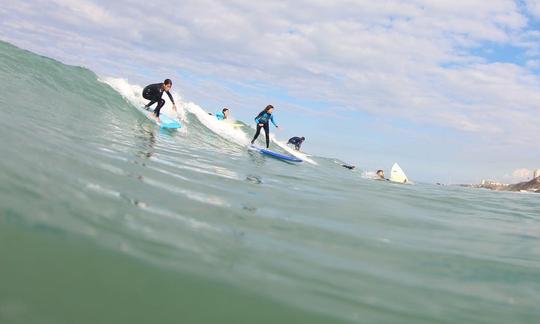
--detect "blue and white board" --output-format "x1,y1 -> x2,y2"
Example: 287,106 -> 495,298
249,145 -> 303,163
136,106 -> 181,129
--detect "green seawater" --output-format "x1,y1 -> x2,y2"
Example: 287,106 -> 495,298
1,41 -> 539,324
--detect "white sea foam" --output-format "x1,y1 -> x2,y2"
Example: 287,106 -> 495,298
102,77 -> 253,146
182,102 -> 251,146
270,134 -> 318,165
102,77 -> 318,162
101,77 -> 187,122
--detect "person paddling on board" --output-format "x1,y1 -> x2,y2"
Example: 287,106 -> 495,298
210,107 -> 230,120
251,105 -> 278,149
142,79 -> 177,123
342,164 -> 355,170
376,170 -> 389,181
287,136 -> 305,151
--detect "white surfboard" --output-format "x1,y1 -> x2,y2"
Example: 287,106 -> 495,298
390,163 -> 409,183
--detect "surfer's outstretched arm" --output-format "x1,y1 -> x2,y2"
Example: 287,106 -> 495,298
165,91 -> 177,111
270,115 -> 278,128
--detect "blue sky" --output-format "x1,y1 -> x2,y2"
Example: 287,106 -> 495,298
1,0 -> 539,183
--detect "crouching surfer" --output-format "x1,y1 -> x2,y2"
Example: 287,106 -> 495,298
142,79 -> 177,123
287,136 -> 305,151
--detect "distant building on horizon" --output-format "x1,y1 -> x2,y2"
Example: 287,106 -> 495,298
534,169 -> 540,179
481,179 -> 504,186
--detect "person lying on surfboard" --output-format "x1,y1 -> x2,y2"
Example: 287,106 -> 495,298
209,107 -> 230,120
342,164 -> 355,170
287,136 -> 305,151
376,170 -> 389,181
142,79 -> 177,123
251,105 -> 278,149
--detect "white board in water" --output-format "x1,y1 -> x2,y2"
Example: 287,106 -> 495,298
390,163 -> 409,183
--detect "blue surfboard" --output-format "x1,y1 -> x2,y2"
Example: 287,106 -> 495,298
137,106 -> 181,129
156,113 -> 182,129
249,145 -> 303,163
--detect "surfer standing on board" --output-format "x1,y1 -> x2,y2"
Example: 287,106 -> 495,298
251,105 -> 278,149
142,79 -> 177,123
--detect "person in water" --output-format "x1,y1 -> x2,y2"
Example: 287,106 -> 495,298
142,79 -> 177,122
287,136 -> 305,151
251,105 -> 278,148
342,164 -> 355,170
376,170 -> 388,181
214,107 -> 230,120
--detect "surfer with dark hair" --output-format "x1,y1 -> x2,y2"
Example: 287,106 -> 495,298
287,136 -> 305,151
214,107 -> 230,120
142,79 -> 177,123
251,105 -> 278,148
376,170 -> 388,181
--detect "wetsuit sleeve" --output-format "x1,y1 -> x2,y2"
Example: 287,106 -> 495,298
254,113 -> 262,123
270,115 -> 277,127
165,91 -> 175,104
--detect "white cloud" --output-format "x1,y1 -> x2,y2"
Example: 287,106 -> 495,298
50,0 -> 116,25
526,59 -> 540,68
1,0 -> 539,172
512,168 -> 532,178
505,168 -> 533,182
525,0 -> 540,19
500,168 -> 540,183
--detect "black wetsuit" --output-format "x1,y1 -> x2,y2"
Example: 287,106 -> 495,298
287,137 -> 304,150
142,83 -> 175,117
252,123 -> 270,148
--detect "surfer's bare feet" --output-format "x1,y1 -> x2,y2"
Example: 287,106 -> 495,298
151,113 -> 161,123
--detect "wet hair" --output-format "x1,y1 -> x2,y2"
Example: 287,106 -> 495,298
256,105 -> 274,119
301,137 -> 305,140
163,79 -> 172,85
222,108 -> 229,113
376,170 -> 384,174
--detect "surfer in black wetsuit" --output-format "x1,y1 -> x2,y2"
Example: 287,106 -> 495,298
287,136 -> 305,151
142,79 -> 177,122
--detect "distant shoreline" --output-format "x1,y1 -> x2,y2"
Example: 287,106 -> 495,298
459,177 -> 540,193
